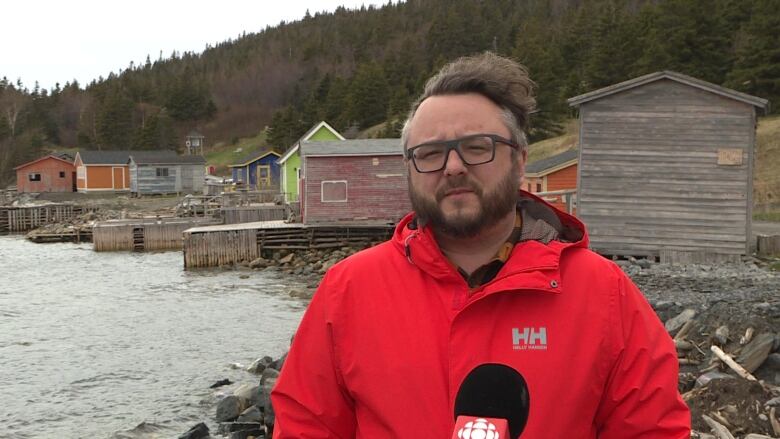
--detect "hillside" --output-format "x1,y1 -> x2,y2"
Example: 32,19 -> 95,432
1,0 -> 778,186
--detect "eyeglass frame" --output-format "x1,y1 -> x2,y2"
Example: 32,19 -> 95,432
404,133 -> 520,173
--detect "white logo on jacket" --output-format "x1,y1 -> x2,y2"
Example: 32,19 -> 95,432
458,418 -> 500,439
512,327 -> 548,350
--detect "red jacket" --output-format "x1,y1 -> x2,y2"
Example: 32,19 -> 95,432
272,193 -> 691,438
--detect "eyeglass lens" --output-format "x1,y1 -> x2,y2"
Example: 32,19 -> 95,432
412,136 -> 495,172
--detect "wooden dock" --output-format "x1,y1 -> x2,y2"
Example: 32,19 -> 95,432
93,217 -> 220,252
182,221 -> 394,268
0,204 -> 91,233
221,205 -> 288,224
27,229 -> 93,244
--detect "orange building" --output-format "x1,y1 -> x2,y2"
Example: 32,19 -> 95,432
74,151 -> 131,192
525,149 -> 578,213
15,154 -> 76,193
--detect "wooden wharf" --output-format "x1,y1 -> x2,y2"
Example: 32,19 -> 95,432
93,217 -> 220,252
182,221 -> 394,268
0,204 -> 91,233
221,205 -> 287,224
27,229 -> 93,244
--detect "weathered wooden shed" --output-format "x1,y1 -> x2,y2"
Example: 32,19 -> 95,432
300,138 -> 410,225
568,71 -> 769,262
128,151 -> 206,195
14,153 -> 75,193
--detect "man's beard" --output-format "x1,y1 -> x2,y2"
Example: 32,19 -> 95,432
408,165 -> 520,238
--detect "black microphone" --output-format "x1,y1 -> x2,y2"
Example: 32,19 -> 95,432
453,363 -> 530,439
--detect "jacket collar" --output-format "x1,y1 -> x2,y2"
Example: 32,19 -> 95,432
392,191 -> 589,287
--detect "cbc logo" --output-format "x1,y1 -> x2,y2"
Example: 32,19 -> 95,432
457,418 -> 500,439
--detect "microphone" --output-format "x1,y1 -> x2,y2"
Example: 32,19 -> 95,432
452,363 -> 530,439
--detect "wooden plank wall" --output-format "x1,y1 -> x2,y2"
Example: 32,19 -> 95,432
221,206 -> 287,224
577,79 -> 754,257
0,205 -> 84,232
93,219 -> 219,251
183,230 -> 258,268
135,165 -> 179,194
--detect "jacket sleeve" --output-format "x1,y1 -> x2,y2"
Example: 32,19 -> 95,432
594,266 -> 691,438
271,271 -> 356,439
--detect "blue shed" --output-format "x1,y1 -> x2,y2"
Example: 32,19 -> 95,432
228,150 -> 281,190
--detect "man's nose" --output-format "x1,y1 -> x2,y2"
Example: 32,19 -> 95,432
443,148 -> 467,176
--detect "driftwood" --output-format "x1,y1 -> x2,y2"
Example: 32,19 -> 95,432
740,327 -> 755,345
674,319 -> 696,341
771,407 -> 780,438
710,346 -> 758,381
701,414 -> 736,439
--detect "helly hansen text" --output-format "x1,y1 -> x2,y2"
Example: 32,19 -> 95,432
512,327 -> 548,350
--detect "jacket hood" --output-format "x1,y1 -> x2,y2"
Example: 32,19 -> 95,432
391,190 -> 589,280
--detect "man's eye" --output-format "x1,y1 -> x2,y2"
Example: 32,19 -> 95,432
415,147 -> 444,160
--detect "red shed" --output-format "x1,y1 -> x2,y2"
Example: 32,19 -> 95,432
525,149 -> 578,213
14,154 -> 76,193
300,139 -> 410,224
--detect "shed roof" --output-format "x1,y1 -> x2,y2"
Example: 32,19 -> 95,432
14,154 -> 75,170
302,139 -> 402,157
77,150 -> 133,165
228,150 -> 281,167
567,71 -> 769,111
129,151 -> 206,165
278,121 -> 345,164
526,149 -> 578,176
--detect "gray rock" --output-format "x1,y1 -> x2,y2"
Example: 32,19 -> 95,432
695,371 -> 735,387
260,367 -> 280,385
636,258 -> 653,269
765,353 -> 780,371
178,422 -> 209,439
247,356 -> 273,374
714,325 -> 729,345
234,383 -> 259,407
216,395 -> 243,423
744,435 -> 774,439
249,257 -> 269,269
737,332 -> 775,373
664,309 -> 696,334
237,405 -> 263,423
279,253 -> 294,264
270,353 -> 287,372
652,300 -> 675,312
765,396 -> 780,407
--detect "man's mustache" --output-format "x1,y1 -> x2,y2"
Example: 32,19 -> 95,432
435,176 -> 482,202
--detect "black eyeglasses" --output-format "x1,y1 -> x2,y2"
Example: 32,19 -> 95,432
405,134 -> 519,173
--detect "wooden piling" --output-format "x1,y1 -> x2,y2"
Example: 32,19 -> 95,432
93,218 -> 220,252
0,204 -> 90,233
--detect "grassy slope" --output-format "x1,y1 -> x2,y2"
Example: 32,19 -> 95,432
204,131 -> 270,175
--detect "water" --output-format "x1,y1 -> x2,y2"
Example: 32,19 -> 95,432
0,235 -> 309,438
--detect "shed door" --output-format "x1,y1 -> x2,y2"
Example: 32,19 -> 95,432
258,165 -> 271,188
112,167 -> 124,189
181,166 -> 194,192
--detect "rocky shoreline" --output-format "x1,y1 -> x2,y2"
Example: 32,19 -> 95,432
175,249 -> 780,439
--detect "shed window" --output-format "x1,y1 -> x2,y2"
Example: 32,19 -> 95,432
59,171 -> 65,178
156,168 -> 169,177
536,183 -> 542,192
321,180 -> 347,202
29,173 -> 41,182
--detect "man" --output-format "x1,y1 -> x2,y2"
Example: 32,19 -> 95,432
271,52 -> 691,438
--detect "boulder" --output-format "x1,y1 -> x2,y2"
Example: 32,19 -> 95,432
237,405 -> 263,423
279,253 -> 295,264
270,353 -> 287,372
664,309 -> 696,334
713,325 -> 729,345
234,383 -> 259,407
210,378 -> 232,388
737,332 -> 775,373
178,422 -> 210,439
249,257 -> 269,269
216,395 -> 243,422
764,353 -> 780,371
260,367 -> 280,385
247,356 -> 273,375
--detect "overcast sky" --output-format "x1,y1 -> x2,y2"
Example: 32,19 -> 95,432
0,0 -> 380,90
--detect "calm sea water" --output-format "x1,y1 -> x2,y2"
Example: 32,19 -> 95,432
0,235 -> 309,439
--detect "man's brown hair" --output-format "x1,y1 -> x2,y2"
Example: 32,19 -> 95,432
401,52 -> 536,150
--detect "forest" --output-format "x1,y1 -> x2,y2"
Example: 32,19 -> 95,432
0,0 -> 777,184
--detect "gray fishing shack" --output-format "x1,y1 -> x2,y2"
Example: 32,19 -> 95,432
568,71 -> 769,263
128,151 -> 206,195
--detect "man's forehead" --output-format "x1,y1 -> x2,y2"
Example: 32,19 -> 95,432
409,94 -> 509,143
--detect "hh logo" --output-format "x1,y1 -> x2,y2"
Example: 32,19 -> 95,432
512,327 -> 548,350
